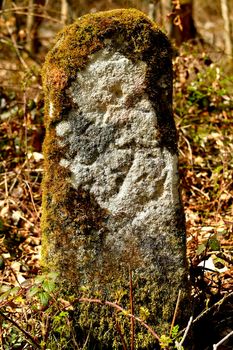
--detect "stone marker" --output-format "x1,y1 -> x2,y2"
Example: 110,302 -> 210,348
42,9 -> 190,348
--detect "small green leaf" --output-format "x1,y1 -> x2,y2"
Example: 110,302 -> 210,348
196,243 -> 206,255
209,236 -> 221,251
171,324 -> 180,338
28,286 -> 41,297
0,289 -> 12,301
9,286 -> 20,296
0,256 -> 5,270
38,291 -> 50,307
214,257 -> 226,266
121,309 -> 129,316
34,274 -> 45,284
160,334 -> 172,348
58,311 -> 69,318
213,165 -> 223,174
0,219 -> 4,232
139,306 -> 150,320
42,279 -> 56,293
35,272 -> 58,285
0,285 -> 11,294
47,272 -> 59,281
0,286 -> 20,301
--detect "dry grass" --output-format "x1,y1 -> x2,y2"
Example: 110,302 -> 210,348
0,2 -> 232,349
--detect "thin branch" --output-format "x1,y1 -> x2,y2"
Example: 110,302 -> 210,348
0,310 -> 40,349
5,10 -> 63,24
213,330 -> 233,350
4,22 -> 29,71
191,185 -> 210,200
129,267 -> 135,350
193,291 -> 233,325
23,180 -> 40,219
181,132 -> 193,166
170,289 -> 181,337
0,3 -> 62,23
4,173 -> 9,201
23,92 -> 28,155
220,0 -> 232,56
115,319 -> 128,350
2,3 -> 62,17
77,298 -> 160,342
0,5 -> 41,14
0,313 -> 3,349
178,316 -> 193,347
81,327 -> 91,350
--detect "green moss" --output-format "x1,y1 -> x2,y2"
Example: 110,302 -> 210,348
41,9 -> 189,348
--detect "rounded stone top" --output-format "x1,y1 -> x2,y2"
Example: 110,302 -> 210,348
42,8 -> 176,154
42,8 -> 171,82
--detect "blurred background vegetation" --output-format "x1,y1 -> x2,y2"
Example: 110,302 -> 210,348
0,1 -> 232,349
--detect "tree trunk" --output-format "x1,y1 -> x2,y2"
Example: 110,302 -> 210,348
220,0 -> 232,56
61,0 -> 71,24
170,0 -> 197,46
148,0 -> 166,29
26,0 -> 45,54
160,0 -> 172,34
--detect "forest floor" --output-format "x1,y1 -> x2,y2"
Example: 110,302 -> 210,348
0,5 -> 233,350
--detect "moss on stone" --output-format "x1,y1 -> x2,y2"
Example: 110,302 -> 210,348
41,8 -> 190,349
42,8 -> 176,152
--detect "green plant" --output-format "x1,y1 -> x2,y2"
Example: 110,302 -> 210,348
0,272 -> 74,349
0,270 -> 194,349
159,325 -> 184,350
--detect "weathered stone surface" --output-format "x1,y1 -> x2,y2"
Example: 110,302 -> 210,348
42,9 -> 190,348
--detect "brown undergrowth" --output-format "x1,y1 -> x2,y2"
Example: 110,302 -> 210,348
0,8 -> 232,350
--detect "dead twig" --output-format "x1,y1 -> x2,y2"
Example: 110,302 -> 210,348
193,291 -> 233,325
5,10 -> 63,24
213,329 -> 233,350
170,289 -> 181,337
129,267 -> 135,350
4,21 -> 29,71
23,180 -> 40,220
76,298 -> 160,342
0,310 -> 40,349
175,316 -> 193,349
23,92 -> 28,155
115,319 -> 128,350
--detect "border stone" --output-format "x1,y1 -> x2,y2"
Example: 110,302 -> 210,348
42,9 -> 190,348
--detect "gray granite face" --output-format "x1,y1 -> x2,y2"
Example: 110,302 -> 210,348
51,48 -> 183,274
